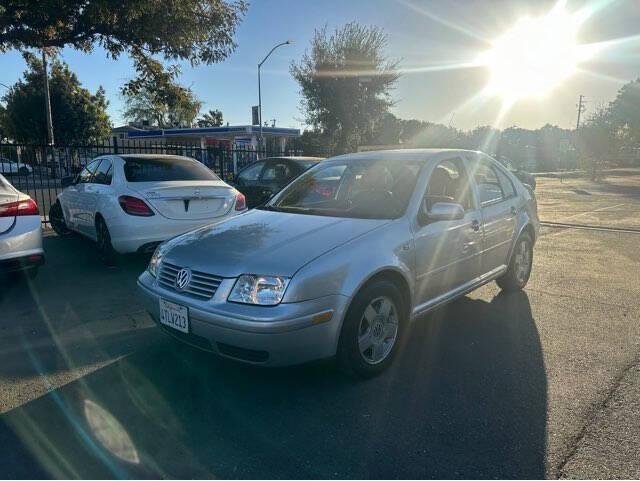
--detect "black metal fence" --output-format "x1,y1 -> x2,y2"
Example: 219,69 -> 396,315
0,140 -> 321,225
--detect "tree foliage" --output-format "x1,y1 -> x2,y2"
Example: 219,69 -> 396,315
0,1 -> 246,64
291,23 -> 400,153
365,114 -> 578,171
122,55 -> 202,128
2,54 -> 111,143
608,79 -> 640,152
197,109 -> 224,127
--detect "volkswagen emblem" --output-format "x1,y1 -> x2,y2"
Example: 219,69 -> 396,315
175,268 -> 192,291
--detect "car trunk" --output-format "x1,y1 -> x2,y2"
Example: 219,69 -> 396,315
0,182 -> 18,234
127,182 -> 236,220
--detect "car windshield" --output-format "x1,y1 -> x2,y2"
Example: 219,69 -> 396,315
265,159 -> 423,219
123,157 -> 220,182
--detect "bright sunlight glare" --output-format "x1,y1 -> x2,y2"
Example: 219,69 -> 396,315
478,2 -> 592,102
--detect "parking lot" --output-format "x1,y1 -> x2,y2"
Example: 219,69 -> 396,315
1,172 -> 639,478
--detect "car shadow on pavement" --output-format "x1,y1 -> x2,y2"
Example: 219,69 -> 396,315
0,234 -> 155,380
0,290 -> 546,479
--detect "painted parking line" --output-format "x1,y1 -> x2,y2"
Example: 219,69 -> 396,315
557,203 -> 625,222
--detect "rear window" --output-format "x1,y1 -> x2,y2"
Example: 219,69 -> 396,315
123,157 -> 219,182
298,160 -> 319,170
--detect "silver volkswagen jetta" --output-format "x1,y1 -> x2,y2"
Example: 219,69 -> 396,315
138,149 -> 539,377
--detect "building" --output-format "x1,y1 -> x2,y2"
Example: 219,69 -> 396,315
121,125 -> 301,151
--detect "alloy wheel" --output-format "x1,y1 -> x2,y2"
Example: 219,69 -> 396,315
514,239 -> 531,284
357,296 -> 399,365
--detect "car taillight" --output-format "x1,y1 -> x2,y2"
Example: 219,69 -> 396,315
234,191 -> 247,211
0,198 -> 39,217
118,196 -> 154,217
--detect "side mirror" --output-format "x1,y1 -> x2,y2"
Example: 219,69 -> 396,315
61,176 -> 75,188
420,200 -> 465,224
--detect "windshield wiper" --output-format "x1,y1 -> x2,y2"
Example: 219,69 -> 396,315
256,204 -> 282,212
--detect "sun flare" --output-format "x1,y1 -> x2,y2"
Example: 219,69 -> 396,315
478,2 -> 591,102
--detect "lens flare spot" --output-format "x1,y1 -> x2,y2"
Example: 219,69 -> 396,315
84,400 -> 140,464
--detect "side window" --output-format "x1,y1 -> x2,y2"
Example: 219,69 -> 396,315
473,161 -> 504,205
93,159 -> 113,185
262,162 -> 292,182
495,168 -> 516,199
425,158 -> 473,211
237,162 -> 263,182
77,159 -> 101,184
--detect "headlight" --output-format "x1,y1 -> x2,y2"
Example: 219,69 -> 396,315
228,275 -> 290,306
147,244 -> 167,278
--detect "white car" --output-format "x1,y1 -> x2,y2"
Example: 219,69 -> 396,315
49,154 -> 247,262
0,157 -> 32,176
0,174 -> 44,278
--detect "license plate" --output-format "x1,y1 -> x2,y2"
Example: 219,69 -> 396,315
159,298 -> 189,334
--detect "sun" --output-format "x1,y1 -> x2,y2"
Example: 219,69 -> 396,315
478,3 -> 590,102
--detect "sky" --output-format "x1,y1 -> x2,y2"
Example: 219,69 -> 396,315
0,0 -> 638,131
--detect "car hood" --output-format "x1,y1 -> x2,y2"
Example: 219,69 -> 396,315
163,209 -> 390,277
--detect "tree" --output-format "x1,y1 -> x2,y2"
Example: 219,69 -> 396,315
0,104 -> 8,141
0,0 -> 246,142
2,54 -> 111,143
122,55 -> 202,128
608,78 -> 640,165
575,107 -> 616,179
197,109 -> 224,128
291,23 -> 400,153
0,1 -> 246,63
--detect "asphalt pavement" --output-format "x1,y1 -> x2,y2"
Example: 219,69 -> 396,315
0,172 -> 639,478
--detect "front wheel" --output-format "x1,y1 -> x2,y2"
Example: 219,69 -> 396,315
337,279 -> 406,378
497,232 -> 533,291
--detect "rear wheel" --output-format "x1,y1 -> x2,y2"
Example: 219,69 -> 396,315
96,217 -> 117,266
49,201 -> 72,237
338,279 -> 406,378
18,167 -> 29,176
497,232 -> 533,291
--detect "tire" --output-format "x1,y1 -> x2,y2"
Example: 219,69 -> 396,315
337,279 -> 406,378
96,216 -> 117,266
19,167 -> 29,176
49,201 -> 72,237
497,232 -> 533,291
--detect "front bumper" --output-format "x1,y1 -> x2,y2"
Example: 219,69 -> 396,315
137,271 -> 350,366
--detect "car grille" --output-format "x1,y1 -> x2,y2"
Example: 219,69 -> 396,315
158,262 -> 223,300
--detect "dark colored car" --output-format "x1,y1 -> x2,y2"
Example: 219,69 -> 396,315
232,156 -> 324,208
496,156 -> 536,190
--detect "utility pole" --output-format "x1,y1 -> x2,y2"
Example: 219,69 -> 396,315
257,41 -> 292,151
42,49 -> 55,146
576,95 -> 586,130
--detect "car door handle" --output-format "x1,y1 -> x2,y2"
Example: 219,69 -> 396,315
462,241 -> 476,253
471,219 -> 481,232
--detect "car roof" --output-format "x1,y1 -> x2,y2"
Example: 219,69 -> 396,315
328,148 -> 481,163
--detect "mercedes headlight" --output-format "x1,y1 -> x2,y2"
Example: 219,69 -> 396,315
228,275 -> 290,306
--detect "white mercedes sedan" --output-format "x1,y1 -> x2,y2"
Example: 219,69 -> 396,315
50,154 -> 247,263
